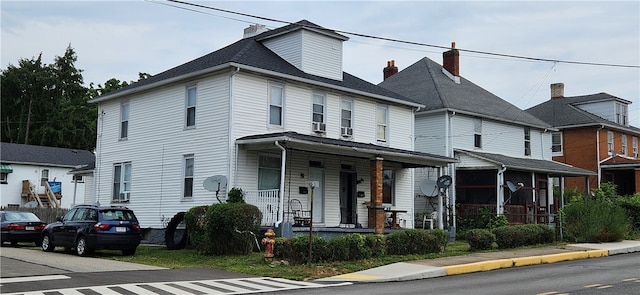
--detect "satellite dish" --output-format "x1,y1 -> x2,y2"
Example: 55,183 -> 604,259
24,201 -> 38,208
506,180 -> 517,192
203,175 -> 227,192
419,179 -> 438,197
436,175 -> 452,189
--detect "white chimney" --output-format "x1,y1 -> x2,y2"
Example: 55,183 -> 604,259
243,24 -> 268,38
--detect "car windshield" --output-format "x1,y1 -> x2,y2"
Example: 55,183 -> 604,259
100,210 -> 136,222
2,212 -> 41,222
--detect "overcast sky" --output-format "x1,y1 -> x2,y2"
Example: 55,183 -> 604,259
2,1 -> 639,125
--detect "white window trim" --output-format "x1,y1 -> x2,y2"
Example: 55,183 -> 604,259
621,135 -> 628,155
185,85 -> 197,129
551,132 -> 563,155
382,168 -> 395,205
474,117 -> 482,149
113,162 -> 131,203
312,92 -> 326,124
183,155 -> 194,200
376,104 -> 389,143
633,137 -> 638,158
340,98 -> 354,138
607,131 -> 615,155
268,81 -> 284,127
120,102 -> 129,140
524,127 -> 531,156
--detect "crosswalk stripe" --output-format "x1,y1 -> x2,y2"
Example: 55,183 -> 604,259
0,274 -> 71,284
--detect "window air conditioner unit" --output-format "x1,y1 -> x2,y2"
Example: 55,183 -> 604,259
120,192 -> 130,201
312,122 -> 326,133
341,127 -> 353,137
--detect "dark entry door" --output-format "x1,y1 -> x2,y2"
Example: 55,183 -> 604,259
340,171 -> 357,225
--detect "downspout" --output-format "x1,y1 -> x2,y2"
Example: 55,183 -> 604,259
497,164 -> 507,215
229,67 -> 240,187
596,125 -> 604,191
448,111 -> 457,232
274,141 -> 287,228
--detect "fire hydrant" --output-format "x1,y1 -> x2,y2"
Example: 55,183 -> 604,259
262,228 -> 276,262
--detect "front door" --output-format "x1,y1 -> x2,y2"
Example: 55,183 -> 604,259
309,167 -> 324,224
340,171 -> 357,225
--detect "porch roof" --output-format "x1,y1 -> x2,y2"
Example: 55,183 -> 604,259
455,149 -> 596,177
236,132 -> 457,168
600,155 -> 640,170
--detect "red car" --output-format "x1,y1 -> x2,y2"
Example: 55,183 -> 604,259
1,211 -> 47,246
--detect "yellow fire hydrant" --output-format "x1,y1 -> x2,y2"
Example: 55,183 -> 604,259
262,228 -> 276,262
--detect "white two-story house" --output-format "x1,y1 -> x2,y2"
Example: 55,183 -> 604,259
379,43 -> 594,231
89,20 -> 456,238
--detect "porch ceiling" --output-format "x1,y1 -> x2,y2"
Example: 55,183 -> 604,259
236,131 -> 457,168
455,149 -> 596,177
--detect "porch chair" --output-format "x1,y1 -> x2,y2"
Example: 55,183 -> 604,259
289,199 -> 311,227
423,211 -> 438,230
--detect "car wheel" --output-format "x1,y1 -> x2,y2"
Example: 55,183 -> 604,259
122,247 -> 137,256
75,236 -> 93,257
42,235 -> 55,252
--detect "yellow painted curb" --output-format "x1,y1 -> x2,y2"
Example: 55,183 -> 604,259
445,250 -> 610,276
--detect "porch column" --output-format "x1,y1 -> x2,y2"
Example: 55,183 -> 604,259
369,157 -> 385,234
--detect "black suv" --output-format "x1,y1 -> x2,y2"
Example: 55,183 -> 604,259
41,205 -> 142,256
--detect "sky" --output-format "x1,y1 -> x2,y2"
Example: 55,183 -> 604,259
2,0 -> 639,125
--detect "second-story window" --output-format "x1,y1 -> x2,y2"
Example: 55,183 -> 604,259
608,131 -> 614,155
524,127 -> 531,156
621,135 -> 627,155
269,82 -> 284,126
474,117 -> 482,148
40,169 -> 49,186
633,137 -> 638,158
376,105 -> 388,143
186,86 -> 196,128
120,102 -> 129,139
183,155 -> 194,199
341,99 -> 353,138
552,132 -> 562,154
311,93 -> 326,133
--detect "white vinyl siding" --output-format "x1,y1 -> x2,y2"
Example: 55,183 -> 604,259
415,113 -> 448,156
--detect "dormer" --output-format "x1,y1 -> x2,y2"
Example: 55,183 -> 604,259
550,83 -> 631,126
256,20 -> 348,81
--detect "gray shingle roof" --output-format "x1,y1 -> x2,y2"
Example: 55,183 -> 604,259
456,149 -> 595,176
0,142 -> 95,168
91,20 -> 418,106
378,57 -> 552,129
525,93 -> 640,133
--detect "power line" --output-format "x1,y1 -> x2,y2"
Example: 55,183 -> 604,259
166,0 -> 640,69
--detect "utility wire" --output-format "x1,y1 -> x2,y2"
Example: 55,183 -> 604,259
166,0 -> 639,69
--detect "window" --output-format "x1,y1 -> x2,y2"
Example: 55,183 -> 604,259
120,102 -> 129,139
382,169 -> 394,204
376,105 -> 388,142
551,132 -> 562,153
40,169 -> 49,186
186,86 -> 197,127
524,127 -> 531,156
113,162 -> 131,202
615,103 -> 628,125
269,82 -> 284,126
633,137 -> 638,158
258,155 -> 280,190
0,173 -> 7,184
341,99 -> 353,137
621,135 -> 628,155
312,93 -> 325,124
184,155 -> 194,198
474,117 -> 482,148
72,175 -> 84,183
607,131 -> 614,154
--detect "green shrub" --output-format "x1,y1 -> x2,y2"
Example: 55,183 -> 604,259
327,233 -> 371,261
184,205 -> 209,252
492,224 -> 555,249
618,194 -> 640,233
562,199 -> 630,242
364,234 -> 386,257
227,187 -> 245,203
466,229 -> 495,251
386,229 -> 447,255
192,203 -> 262,255
287,234 -> 329,264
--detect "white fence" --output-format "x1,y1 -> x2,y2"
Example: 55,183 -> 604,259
244,189 -> 280,226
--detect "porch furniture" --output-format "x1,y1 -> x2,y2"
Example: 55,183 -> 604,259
289,199 -> 311,227
423,211 -> 438,230
384,208 -> 407,229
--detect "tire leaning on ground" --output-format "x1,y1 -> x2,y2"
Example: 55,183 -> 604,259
165,212 -> 189,250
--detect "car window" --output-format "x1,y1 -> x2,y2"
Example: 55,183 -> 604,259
87,209 -> 98,221
62,209 -> 77,222
72,208 -> 89,221
100,209 -> 136,222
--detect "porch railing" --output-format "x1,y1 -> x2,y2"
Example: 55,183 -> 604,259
244,189 -> 280,226
458,204 -> 528,225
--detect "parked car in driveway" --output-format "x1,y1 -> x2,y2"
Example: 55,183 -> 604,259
41,205 -> 142,256
1,211 -> 47,246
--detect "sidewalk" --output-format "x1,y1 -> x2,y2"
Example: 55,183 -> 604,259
316,239 -> 640,283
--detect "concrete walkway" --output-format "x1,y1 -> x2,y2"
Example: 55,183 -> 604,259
316,239 -> 640,283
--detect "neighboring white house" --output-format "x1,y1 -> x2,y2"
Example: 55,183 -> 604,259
0,142 -> 95,209
88,21 -> 456,236
379,44 -> 594,232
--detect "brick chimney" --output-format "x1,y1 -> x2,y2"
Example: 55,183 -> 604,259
551,83 -> 564,99
383,60 -> 398,80
443,42 -> 459,77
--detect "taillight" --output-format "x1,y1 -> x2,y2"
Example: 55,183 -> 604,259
132,224 -> 141,232
7,224 -> 25,230
93,223 -> 110,231
35,224 -> 46,230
